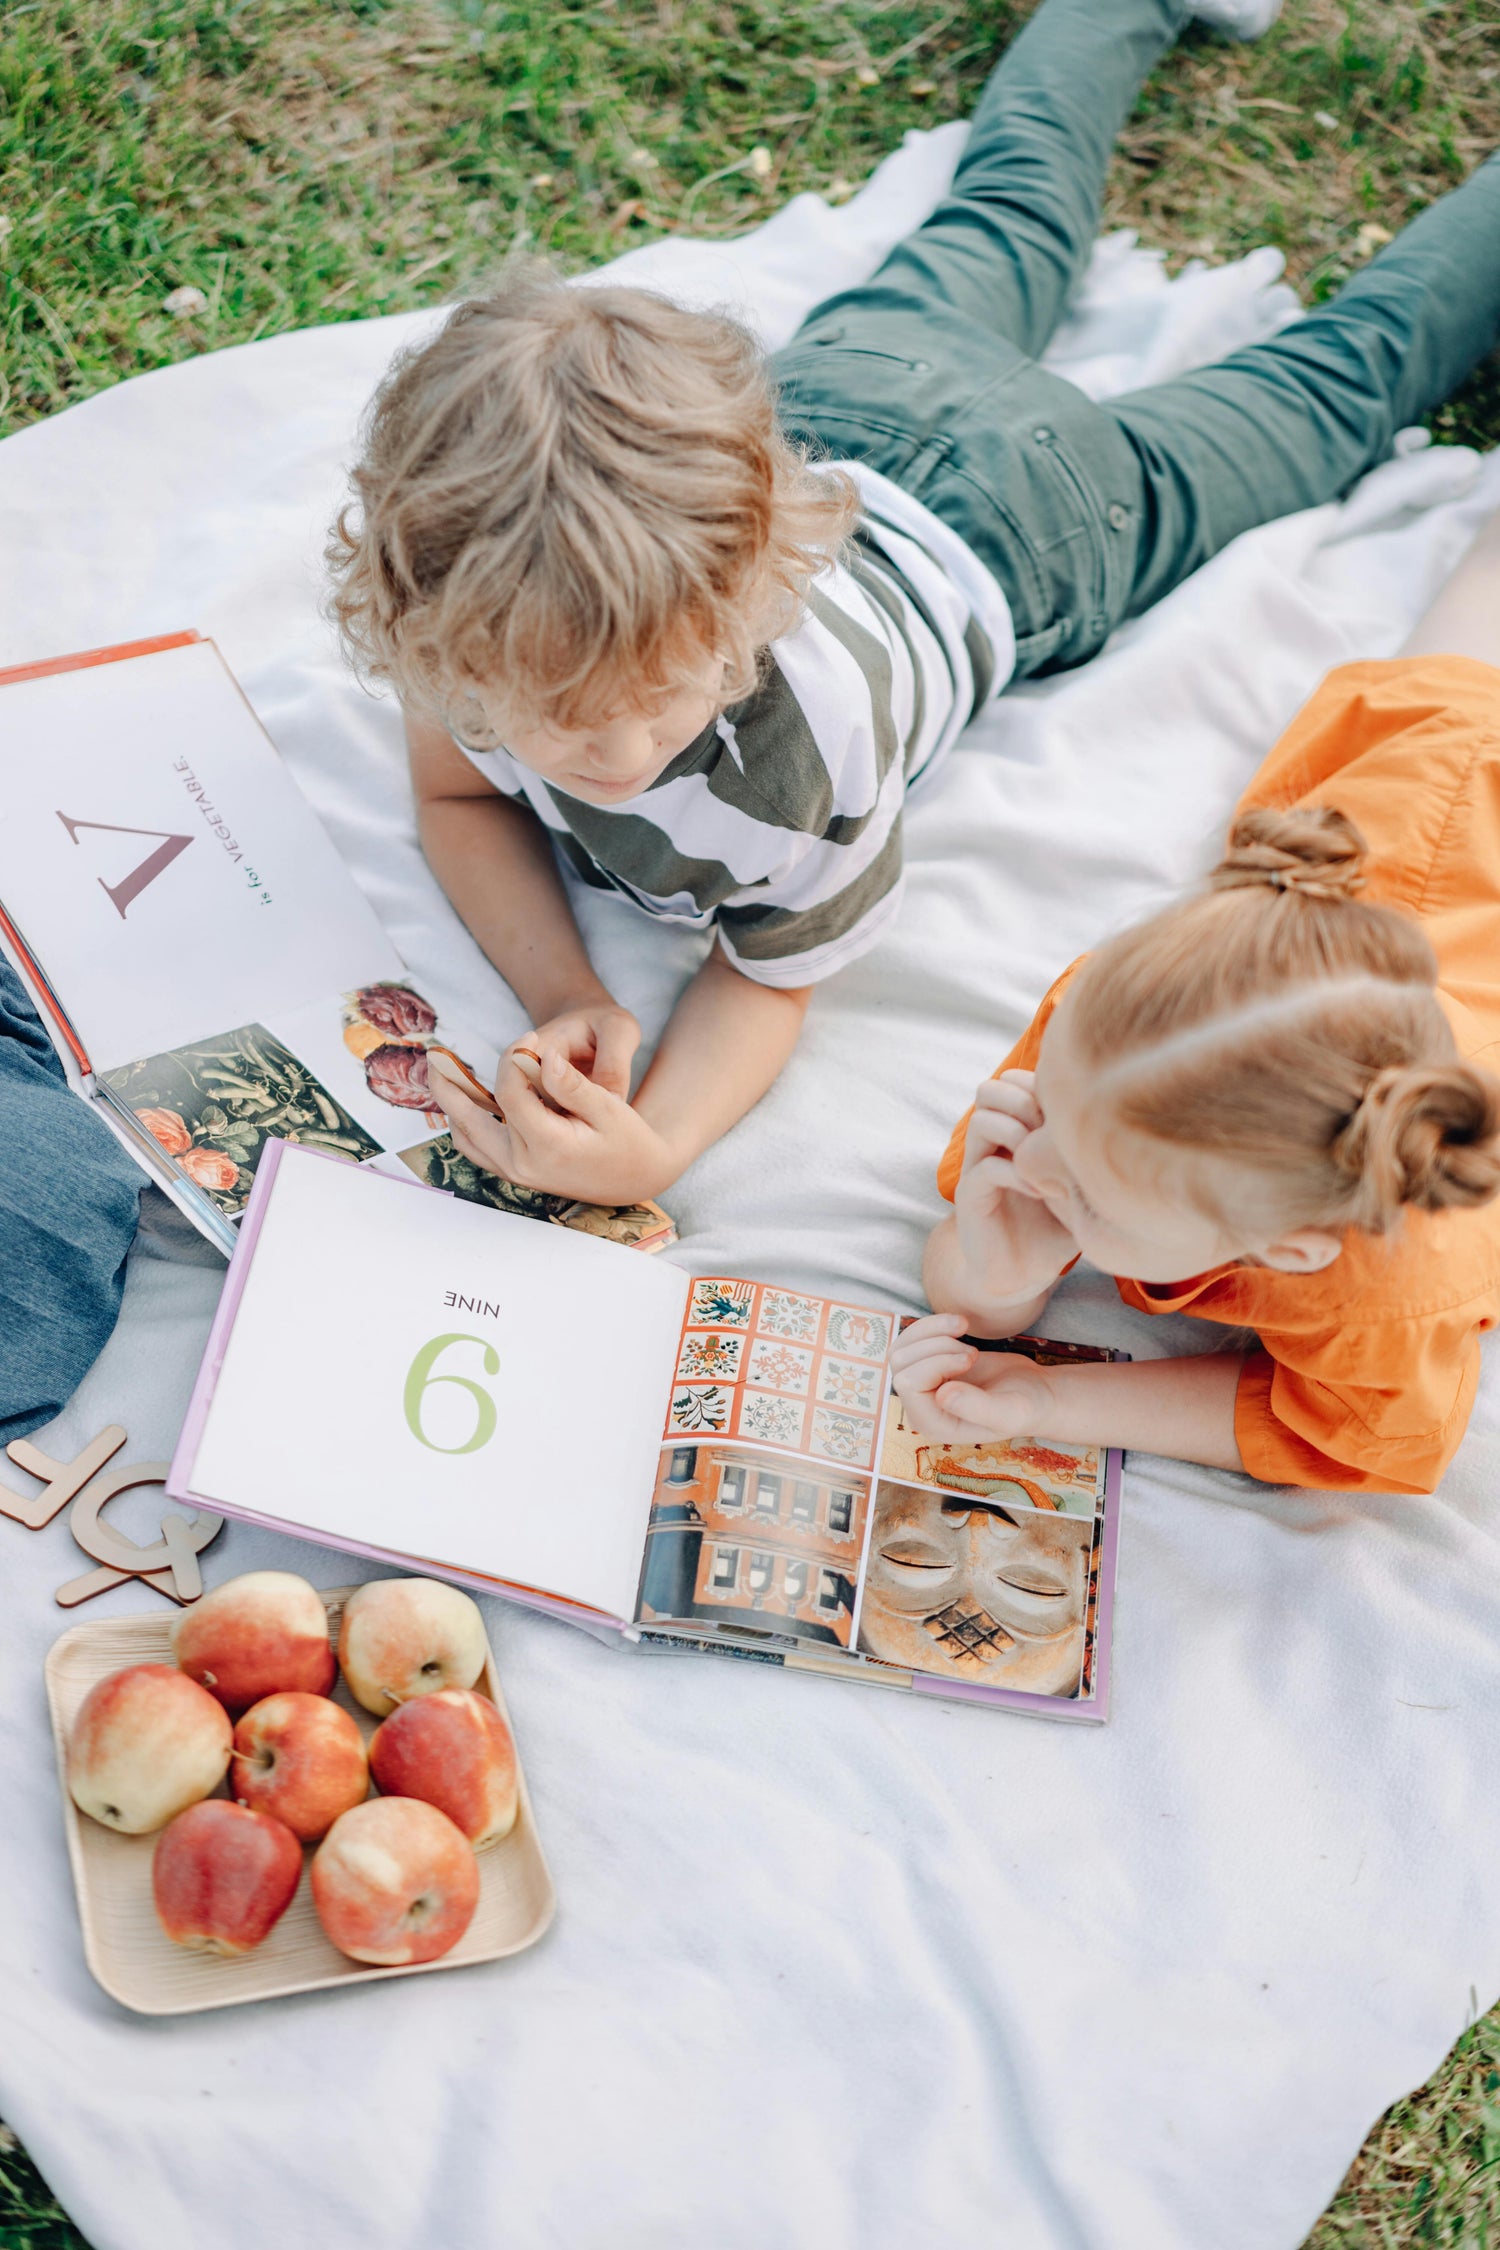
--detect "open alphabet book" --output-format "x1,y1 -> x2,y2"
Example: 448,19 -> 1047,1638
0,632 -> 673,1258
169,1144 -> 1124,1721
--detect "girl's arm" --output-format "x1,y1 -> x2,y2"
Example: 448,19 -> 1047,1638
923,1215 -> 1059,1337
893,1314 -> 1246,1471
922,1075 -> 1083,1336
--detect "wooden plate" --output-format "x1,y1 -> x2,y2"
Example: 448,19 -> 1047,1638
44,1588 -> 555,2015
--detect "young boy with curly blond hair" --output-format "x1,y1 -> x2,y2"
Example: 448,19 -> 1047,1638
328,0 -> 1500,1210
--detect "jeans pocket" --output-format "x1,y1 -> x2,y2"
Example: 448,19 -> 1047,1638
1028,427 -> 1111,643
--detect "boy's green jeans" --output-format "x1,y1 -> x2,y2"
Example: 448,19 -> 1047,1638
772,0 -> 1500,679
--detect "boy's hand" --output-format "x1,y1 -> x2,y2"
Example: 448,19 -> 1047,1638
523,997 -> 641,1098
954,1072 -> 1079,1302
891,1313 -> 1056,1445
429,1046 -> 675,1205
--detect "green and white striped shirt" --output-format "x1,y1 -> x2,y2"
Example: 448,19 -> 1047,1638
456,464 -> 1015,986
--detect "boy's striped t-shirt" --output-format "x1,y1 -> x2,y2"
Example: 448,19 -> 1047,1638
453,464 -> 1015,987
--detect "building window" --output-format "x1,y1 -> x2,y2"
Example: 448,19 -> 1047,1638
666,1446 -> 697,1486
748,1551 -> 775,1595
827,1488 -> 855,1536
754,1472 -> 782,1517
791,1480 -> 817,1524
816,1569 -> 845,1614
710,1547 -> 739,1591
718,1464 -> 747,1510
784,1560 -> 810,1605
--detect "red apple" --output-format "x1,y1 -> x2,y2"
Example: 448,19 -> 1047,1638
311,1797 -> 479,1965
230,1692 -> 369,1843
369,1688 -> 517,1848
153,1799 -> 303,1954
67,1663 -> 232,1835
172,1570 -> 336,1712
337,1578 -> 487,1716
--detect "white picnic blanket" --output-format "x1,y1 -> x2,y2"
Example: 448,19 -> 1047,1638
3,121 -> 1500,2250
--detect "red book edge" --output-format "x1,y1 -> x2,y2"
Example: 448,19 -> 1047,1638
0,629 -> 204,1073
0,627 -> 202,690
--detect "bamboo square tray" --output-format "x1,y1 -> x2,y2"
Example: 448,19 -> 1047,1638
44,1589 -> 555,2015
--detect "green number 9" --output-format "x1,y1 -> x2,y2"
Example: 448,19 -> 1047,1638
403,1332 -> 500,1454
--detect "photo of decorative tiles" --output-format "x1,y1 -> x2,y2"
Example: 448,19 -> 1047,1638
665,1277 -> 896,1471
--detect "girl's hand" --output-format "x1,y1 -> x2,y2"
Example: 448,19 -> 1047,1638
953,1072 -> 1079,1300
428,1047 -> 675,1205
522,996 -> 641,1099
891,1312 -> 1056,1444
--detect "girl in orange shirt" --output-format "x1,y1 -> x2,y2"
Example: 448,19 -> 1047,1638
895,514 -> 1500,1494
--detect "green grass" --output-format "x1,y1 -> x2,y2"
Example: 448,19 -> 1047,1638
1,0 -> 1498,440
2,2 -> 1500,2244
0,2127 -> 90,2250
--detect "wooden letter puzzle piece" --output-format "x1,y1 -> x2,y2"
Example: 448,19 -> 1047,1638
1,1428 -> 224,1606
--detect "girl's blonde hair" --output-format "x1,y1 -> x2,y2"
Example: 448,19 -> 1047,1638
1069,805 -> 1500,1237
326,262 -> 858,734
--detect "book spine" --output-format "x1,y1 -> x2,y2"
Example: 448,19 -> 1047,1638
0,629 -> 201,689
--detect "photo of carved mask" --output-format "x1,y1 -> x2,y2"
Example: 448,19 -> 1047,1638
857,1481 -> 1092,1696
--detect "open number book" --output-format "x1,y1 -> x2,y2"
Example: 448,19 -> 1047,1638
0,633 -> 673,1258
169,1145 -> 1123,1720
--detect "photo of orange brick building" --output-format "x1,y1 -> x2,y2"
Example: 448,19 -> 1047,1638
637,1442 -> 871,1646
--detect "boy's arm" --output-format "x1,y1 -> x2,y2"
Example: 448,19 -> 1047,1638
412,711 -> 812,1202
632,945 -> 813,1175
432,943 -> 811,1205
407,711 -> 639,1092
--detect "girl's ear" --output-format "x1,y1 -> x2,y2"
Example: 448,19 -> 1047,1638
1258,1228 -> 1343,1275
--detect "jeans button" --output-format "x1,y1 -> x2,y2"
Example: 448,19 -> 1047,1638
1107,502 -> 1130,530
1033,426 -> 1054,444
1091,612 -> 1109,634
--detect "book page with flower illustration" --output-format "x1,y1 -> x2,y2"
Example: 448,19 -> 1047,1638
0,636 -> 676,1252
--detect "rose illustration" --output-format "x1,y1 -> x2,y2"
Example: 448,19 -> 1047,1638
179,1147 -> 243,1193
351,983 -> 437,1040
136,1107 -> 192,1156
364,1042 -> 434,1111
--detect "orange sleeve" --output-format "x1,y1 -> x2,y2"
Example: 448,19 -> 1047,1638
936,959 -> 1087,1203
1232,1314 -> 1487,1496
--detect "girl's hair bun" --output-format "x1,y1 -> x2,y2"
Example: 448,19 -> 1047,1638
1210,805 -> 1368,902
1333,1063 -> 1500,1215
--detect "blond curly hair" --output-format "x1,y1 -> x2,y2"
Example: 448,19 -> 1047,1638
326,261 -> 858,736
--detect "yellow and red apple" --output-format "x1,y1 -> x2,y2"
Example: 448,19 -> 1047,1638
311,1797 -> 480,1965
172,1570 -> 336,1712
152,1799 -> 303,1954
230,1691 -> 369,1843
369,1687 -> 517,1848
67,1663 -> 233,1835
337,1578 -> 487,1716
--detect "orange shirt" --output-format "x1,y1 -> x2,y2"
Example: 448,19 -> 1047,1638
937,657 -> 1500,1494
